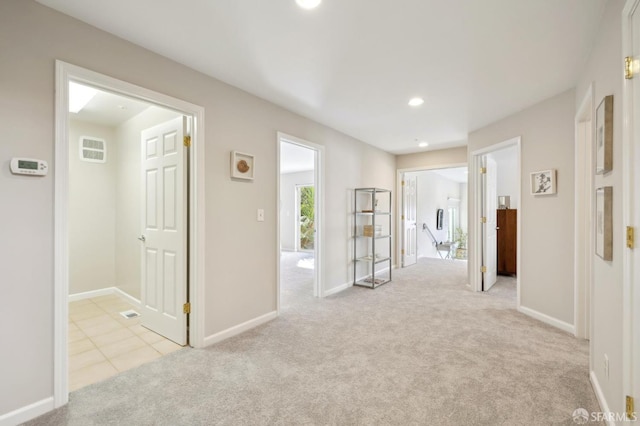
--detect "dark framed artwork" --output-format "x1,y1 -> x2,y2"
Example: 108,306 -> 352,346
595,95 -> 613,175
436,208 -> 444,230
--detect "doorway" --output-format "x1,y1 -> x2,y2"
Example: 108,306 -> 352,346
277,133 -> 323,310
398,165 -> 468,267
470,137 -> 521,306
54,61 -> 205,408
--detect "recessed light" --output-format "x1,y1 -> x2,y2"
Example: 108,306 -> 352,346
296,0 -> 321,9
418,142 -> 429,148
408,97 -> 424,107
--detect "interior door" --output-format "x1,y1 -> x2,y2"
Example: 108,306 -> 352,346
140,117 -> 187,345
403,174 -> 418,266
483,156 -> 498,290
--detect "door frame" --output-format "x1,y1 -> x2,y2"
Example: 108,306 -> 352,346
623,0 -> 640,415
396,163 -> 467,269
54,61 -> 206,408
276,132 -> 324,307
574,84 -> 594,342
469,137 -> 521,306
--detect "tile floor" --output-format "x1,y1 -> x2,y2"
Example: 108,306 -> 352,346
69,294 -> 183,391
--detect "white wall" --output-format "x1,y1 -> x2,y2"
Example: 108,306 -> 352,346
575,0 -> 624,415
114,107 -> 182,300
468,89 -> 576,326
68,120 -> 117,294
411,171 -> 461,258
0,0 -> 396,417
396,146 -> 467,170
279,170 -> 314,251
488,145 -> 518,208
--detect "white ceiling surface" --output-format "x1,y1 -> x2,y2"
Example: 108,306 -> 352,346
39,0 -> 605,154
280,142 -> 315,174
429,167 -> 468,184
72,86 -> 151,127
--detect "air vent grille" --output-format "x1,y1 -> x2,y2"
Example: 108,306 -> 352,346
79,136 -> 107,163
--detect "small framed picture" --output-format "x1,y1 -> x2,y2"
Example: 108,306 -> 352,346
595,95 -> 613,175
595,186 -> 613,260
230,151 -> 255,180
530,169 -> 556,195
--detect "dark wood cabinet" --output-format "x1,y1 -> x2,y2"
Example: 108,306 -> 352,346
497,209 -> 517,276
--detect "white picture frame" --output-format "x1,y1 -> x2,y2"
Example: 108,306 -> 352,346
230,151 -> 254,180
595,95 -> 613,175
530,169 -> 556,195
595,186 -> 613,260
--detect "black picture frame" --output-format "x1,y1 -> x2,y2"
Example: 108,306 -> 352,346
436,208 -> 444,230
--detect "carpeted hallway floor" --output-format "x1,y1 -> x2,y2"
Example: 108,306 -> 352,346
27,257 -> 601,425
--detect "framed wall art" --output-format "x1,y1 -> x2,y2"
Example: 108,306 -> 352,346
595,95 -> 613,174
595,186 -> 613,260
530,169 -> 556,195
230,151 -> 254,180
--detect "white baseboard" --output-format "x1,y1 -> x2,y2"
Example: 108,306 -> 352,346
203,311 -> 277,347
0,397 -> 54,426
69,287 -> 140,308
517,305 -> 575,335
68,287 -> 114,302
590,371 -> 615,426
323,281 -> 352,297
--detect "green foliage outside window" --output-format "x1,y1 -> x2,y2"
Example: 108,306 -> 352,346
300,186 -> 315,250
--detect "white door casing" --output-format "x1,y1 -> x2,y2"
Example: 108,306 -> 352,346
140,117 -> 187,345
403,174 -> 418,267
483,156 -> 498,290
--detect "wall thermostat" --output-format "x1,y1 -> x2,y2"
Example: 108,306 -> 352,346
10,158 -> 48,176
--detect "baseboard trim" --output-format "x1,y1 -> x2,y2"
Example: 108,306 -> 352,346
517,305 -> 575,335
69,287 -> 140,307
0,397 -> 54,426
323,281 -> 352,297
68,287 -> 114,302
590,371 -> 615,426
203,311 -> 277,347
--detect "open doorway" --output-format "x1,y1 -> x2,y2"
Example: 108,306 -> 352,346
54,61 -> 205,408
470,137 -> 521,305
277,133 -> 323,310
399,166 -> 468,267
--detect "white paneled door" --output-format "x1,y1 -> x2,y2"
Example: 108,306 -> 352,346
483,156 -> 498,290
140,117 -> 187,345
403,174 -> 418,267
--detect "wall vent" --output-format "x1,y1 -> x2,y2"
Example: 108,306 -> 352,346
79,136 -> 107,163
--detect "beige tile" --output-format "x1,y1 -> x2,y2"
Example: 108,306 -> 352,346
110,346 -> 161,372
152,339 -> 183,355
69,338 -> 96,356
69,301 -> 100,314
99,335 -> 147,359
75,314 -> 114,330
90,294 -> 120,304
80,319 -> 125,338
69,348 -> 106,372
90,327 -> 135,347
95,298 -> 133,310
69,328 -> 88,343
69,361 -> 118,391
128,323 -> 150,335
138,330 -> 165,345
69,299 -> 94,308
70,306 -> 107,322
68,322 -> 79,333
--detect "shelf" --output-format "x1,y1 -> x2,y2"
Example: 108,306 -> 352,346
356,255 -> 391,264
354,187 -> 391,193
354,277 -> 391,288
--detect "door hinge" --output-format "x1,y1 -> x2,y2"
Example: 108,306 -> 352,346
183,135 -> 192,147
481,266 -> 487,273
401,215 -> 405,220
480,167 -> 486,174
625,56 -> 634,80
481,217 -> 487,223
401,180 -> 405,186
401,249 -> 405,255
183,302 -> 191,314
626,395 -> 635,420
627,226 -> 635,249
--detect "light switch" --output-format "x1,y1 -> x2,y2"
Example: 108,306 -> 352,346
257,209 -> 265,222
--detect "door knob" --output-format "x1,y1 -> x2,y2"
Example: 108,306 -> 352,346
138,235 -> 146,242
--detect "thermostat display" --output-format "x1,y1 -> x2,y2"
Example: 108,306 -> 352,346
10,158 -> 48,176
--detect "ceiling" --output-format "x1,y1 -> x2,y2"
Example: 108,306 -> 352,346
39,0 -> 605,154
280,142 -> 315,174
71,84 -> 151,127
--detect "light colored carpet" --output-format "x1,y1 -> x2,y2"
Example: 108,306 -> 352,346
27,257 -> 601,425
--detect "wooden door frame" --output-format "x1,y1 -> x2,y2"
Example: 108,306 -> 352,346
469,137 -> 521,303
53,61 -> 206,408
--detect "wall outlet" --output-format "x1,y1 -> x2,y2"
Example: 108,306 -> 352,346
257,209 -> 265,222
604,354 -> 609,379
